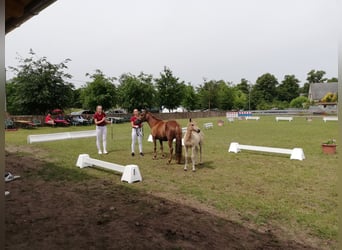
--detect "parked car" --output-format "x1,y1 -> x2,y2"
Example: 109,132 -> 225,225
70,110 -> 94,124
70,110 -> 94,116
107,115 -> 130,124
71,115 -> 90,125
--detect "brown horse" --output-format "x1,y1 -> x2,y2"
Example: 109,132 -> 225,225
139,111 -> 182,164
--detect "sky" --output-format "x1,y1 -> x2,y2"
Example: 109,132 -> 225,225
5,0 -> 338,88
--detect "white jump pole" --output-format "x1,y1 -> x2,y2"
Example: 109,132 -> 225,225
228,142 -> 305,160
76,154 -> 142,183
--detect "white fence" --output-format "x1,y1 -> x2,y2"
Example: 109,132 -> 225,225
76,154 -> 142,183
203,122 -> 213,129
275,117 -> 293,122
245,116 -> 260,121
27,130 -> 96,144
323,116 -> 338,122
228,142 -> 305,160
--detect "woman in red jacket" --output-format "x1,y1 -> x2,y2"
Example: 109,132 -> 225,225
93,105 -> 110,154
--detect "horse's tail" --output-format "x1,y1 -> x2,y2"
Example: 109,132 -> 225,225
175,124 -> 182,164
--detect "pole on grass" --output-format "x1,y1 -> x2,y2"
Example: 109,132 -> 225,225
111,120 -> 113,140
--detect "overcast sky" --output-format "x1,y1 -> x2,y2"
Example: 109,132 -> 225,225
5,0 -> 338,88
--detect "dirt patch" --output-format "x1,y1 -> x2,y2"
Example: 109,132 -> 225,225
5,153 -> 319,250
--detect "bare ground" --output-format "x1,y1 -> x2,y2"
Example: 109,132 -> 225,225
5,152 -> 319,250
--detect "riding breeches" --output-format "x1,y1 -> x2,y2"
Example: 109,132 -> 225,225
131,127 -> 143,153
96,125 -> 107,151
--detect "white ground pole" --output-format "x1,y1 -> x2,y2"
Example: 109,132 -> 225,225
228,142 -> 305,160
27,130 -> 97,144
76,154 -> 142,183
148,134 -> 185,146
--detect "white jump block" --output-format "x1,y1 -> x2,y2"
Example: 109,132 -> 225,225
228,142 -> 305,160
148,134 -> 184,146
246,116 -> 260,121
276,117 -> 293,122
323,116 -> 338,122
182,127 -> 187,134
28,130 -> 97,144
204,122 -> 213,129
76,154 -> 142,183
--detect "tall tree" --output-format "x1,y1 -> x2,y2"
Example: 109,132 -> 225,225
197,79 -> 219,110
327,77 -> 338,83
181,83 -> 199,111
232,88 -> 247,110
71,88 -> 82,108
7,50 -> 74,115
5,80 -> 18,114
117,72 -> 157,112
277,75 -> 300,102
251,73 -> 278,108
301,69 -> 328,95
306,69 -> 327,83
155,67 -> 185,111
236,78 -> 250,95
80,69 -> 116,111
217,80 -> 234,110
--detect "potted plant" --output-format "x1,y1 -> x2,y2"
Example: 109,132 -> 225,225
321,139 -> 337,154
217,119 -> 224,126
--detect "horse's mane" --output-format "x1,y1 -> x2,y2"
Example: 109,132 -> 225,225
147,112 -> 162,121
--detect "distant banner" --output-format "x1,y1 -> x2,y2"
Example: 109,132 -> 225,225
226,111 -> 251,118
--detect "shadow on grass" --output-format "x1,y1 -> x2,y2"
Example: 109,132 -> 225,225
5,152 -> 319,250
237,151 -> 292,160
193,160 -> 216,171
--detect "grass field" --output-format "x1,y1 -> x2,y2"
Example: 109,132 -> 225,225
5,115 -> 338,246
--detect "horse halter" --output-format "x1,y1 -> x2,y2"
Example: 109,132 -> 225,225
139,111 -> 148,122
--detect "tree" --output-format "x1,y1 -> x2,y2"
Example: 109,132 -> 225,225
327,77 -> 338,83
301,70 -> 328,95
181,83 -> 199,111
155,67 -> 185,111
80,69 -> 116,111
7,50 -> 74,114
236,78 -> 250,95
71,88 -> 82,108
321,92 -> 338,102
217,81 -> 234,110
197,79 -> 219,110
290,96 -> 309,108
5,80 -> 19,114
306,69 -> 327,83
251,73 -> 278,109
232,88 -> 247,110
276,75 -> 300,102
117,72 -> 157,112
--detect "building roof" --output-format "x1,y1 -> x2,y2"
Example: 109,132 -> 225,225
308,82 -> 338,101
5,0 -> 57,34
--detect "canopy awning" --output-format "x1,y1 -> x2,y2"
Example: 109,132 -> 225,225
5,0 -> 57,34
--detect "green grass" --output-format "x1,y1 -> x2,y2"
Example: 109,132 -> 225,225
5,116 -> 338,243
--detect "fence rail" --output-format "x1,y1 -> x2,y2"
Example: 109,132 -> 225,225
8,109 -> 338,123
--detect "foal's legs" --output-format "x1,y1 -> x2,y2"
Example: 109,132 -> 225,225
191,146 -> 196,171
199,143 -> 202,165
184,146 -> 188,171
